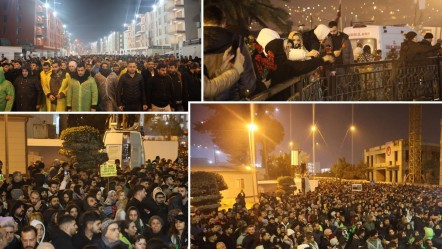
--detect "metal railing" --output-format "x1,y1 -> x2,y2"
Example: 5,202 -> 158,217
250,58 -> 442,101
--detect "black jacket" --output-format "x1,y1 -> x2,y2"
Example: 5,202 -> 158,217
146,74 -> 176,109
204,26 -> 256,100
117,72 -> 146,107
169,72 -> 183,102
51,229 -> 75,249
302,29 -> 321,52
72,228 -> 101,249
13,75 -> 42,111
183,70 -> 201,101
126,197 -> 150,223
399,40 -> 441,65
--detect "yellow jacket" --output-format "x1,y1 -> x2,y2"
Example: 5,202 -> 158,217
42,70 -> 70,112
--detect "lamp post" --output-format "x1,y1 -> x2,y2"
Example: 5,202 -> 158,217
247,123 -> 257,204
350,125 -> 355,165
311,125 -> 316,172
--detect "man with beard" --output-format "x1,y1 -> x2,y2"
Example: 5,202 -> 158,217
94,61 -> 118,111
117,61 -> 147,111
39,62 -> 52,111
1,219 -> 21,249
51,215 -> 78,249
141,60 -> 156,99
29,191 -> 46,214
20,226 -> 38,249
112,64 -> 121,76
83,194 -> 98,211
73,211 -> 101,249
12,65 -> 42,111
11,201 -> 28,235
43,195 -> 61,223
43,61 -> 69,112
168,185 -> 188,215
144,187 -> 168,227
0,66 -> 14,112
126,185 -> 149,222
325,21 -> 354,66
67,63 -> 98,112
242,225 -> 258,249
146,63 -> 176,112
7,61 -> 22,83
183,62 -> 201,103
168,62 -> 185,111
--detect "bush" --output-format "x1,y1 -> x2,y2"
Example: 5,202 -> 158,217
191,171 -> 228,213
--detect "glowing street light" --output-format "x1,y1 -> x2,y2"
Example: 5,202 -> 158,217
247,123 -> 258,203
248,123 -> 257,132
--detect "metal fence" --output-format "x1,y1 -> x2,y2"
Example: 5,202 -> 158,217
250,58 -> 442,101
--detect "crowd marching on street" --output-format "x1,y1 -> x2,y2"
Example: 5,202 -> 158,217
0,54 -> 201,112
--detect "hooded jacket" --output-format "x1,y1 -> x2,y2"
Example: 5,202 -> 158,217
67,71 -> 98,111
0,67 -> 14,111
43,69 -> 70,112
13,66 -> 43,111
94,71 -> 118,111
30,219 -> 46,243
204,26 -> 256,100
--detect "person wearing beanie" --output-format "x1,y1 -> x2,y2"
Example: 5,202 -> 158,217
12,65 -> 42,111
51,215 -> 77,249
11,189 -> 24,201
94,218 -> 122,249
143,187 -> 168,229
399,31 -> 441,65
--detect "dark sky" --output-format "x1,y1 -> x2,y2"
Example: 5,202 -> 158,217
53,0 -> 155,43
191,104 -> 442,169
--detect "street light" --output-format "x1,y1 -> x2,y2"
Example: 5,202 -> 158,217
311,125 -> 316,171
350,125 -> 356,165
247,123 -> 258,203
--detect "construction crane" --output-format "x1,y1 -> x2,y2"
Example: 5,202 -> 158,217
405,104 -> 423,184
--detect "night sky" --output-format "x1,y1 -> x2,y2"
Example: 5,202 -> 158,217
191,104 -> 442,169
53,0 -> 155,43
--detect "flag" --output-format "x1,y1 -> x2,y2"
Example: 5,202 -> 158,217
334,1 -> 342,23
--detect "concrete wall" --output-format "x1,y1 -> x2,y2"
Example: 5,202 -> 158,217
0,115 -> 29,175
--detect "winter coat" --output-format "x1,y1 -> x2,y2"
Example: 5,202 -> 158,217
43,70 -> 70,112
169,72 -> 183,102
264,39 -> 325,85
67,75 -> 98,111
94,71 -> 118,111
13,75 -> 42,111
204,67 -> 240,99
0,67 -> 14,111
303,29 -> 322,52
204,26 -> 256,100
183,70 -> 201,101
51,229 -> 76,249
399,40 -> 441,65
146,74 -> 176,109
116,72 -> 146,108
325,32 -> 354,65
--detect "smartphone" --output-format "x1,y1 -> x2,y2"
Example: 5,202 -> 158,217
64,170 -> 68,176
230,35 -> 243,62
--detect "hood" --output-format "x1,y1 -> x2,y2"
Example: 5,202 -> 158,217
0,67 -> 5,84
30,220 -> 45,243
204,26 -> 234,54
314,24 -> 330,41
257,28 -> 281,55
152,187 -> 165,199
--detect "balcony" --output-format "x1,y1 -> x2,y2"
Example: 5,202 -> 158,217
167,3 -> 185,11
36,30 -> 45,37
167,26 -> 185,35
36,18 -> 44,26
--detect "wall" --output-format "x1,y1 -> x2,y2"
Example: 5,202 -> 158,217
0,115 -> 29,175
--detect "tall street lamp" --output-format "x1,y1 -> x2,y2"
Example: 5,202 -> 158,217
311,125 -> 316,171
247,123 -> 257,204
350,125 -> 355,165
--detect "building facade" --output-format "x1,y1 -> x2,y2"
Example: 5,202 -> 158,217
0,0 -> 64,57
364,139 -> 439,183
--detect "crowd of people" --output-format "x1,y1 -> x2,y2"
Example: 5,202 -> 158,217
191,180 -> 442,249
203,4 -> 442,101
0,54 -> 201,112
0,156 -> 188,249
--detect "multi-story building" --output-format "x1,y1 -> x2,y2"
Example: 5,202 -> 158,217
120,0 -> 200,56
364,139 -> 439,183
0,0 -> 64,57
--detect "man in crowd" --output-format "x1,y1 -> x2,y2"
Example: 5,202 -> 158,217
94,61 -> 118,111
67,63 -> 98,112
20,226 -> 38,249
51,215 -> 78,249
42,61 -> 70,112
146,63 -> 176,111
117,61 -> 147,111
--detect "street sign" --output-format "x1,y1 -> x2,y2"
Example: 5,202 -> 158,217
100,164 -> 117,177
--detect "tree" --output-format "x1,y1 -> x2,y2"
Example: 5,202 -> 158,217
59,126 -> 108,170
146,115 -> 184,138
267,153 -> 291,179
206,0 -> 291,34
191,171 -> 228,213
194,105 -> 284,169
331,157 -> 368,180
276,176 -> 296,196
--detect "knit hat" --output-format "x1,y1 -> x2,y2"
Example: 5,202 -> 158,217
256,28 -> 280,55
152,187 -> 165,199
405,31 -> 417,41
314,24 -> 330,41
287,229 -> 295,236
330,237 -> 339,246
100,218 -> 118,236
424,33 -> 433,39
11,189 -> 24,200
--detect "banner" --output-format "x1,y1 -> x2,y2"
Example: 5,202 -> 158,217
100,164 -> 117,177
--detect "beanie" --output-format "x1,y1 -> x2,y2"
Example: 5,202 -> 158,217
11,189 -> 24,200
100,218 -> 118,236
